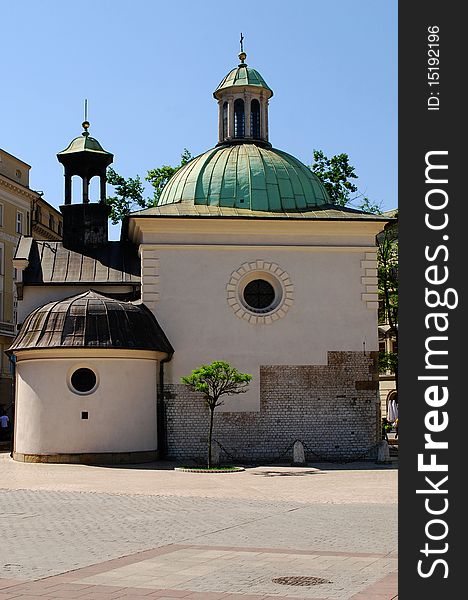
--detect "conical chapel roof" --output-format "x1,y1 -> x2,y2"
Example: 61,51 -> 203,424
8,290 -> 173,355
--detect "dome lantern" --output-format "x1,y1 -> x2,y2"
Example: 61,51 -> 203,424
213,37 -> 273,147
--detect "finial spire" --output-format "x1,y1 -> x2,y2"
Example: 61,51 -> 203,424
238,33 -> 247,65
82,99 -> 90,136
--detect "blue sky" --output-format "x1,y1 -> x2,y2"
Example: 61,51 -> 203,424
3,0 -> 397,239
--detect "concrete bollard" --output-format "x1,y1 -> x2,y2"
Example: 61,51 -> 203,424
292,440 -> 306,466
376,440 -> 391,463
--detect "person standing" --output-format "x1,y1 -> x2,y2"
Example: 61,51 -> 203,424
381,417 -> 390,441
0,412 -> 9,441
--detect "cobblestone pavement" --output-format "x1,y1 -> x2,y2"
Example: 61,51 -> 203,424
0,454 -> 397,599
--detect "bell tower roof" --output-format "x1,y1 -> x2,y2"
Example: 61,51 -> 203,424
57,121 -> 113,163
56,119 -> 113,247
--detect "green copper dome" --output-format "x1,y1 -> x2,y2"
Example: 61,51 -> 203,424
214,65 -> 273,98
58,132 -> 112,156
158,144 -> 330,212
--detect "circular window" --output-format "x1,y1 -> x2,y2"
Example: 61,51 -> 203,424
70,368 -> 97,394
243,279 -> 275,311
227,261 -> 294,324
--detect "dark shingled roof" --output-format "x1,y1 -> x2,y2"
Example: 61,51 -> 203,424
8,290 -> 173,355
18,240 -> 140,285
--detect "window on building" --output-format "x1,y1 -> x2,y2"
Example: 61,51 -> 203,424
223,102 -> 228,139
16,212 -> 23,234
0,244 -> 3,322
70,367 -> 98,394
243,279 -> 275,311
58,221 -> 63,236
251,99 -> 261,138
49,216 -> 55,231
35,205 -> 42,223
15,169 -> 22,180
0,204 -> 3,227
234,99 -> 245,138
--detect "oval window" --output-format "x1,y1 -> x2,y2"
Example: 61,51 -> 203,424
243,279 -> 276,311
70,368 -> 97,394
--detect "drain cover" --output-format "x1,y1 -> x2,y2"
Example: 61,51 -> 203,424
272,575 -> 331,586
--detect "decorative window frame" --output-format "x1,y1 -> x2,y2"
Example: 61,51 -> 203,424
226,260 -> 294,325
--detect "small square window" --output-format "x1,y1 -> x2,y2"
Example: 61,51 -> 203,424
81,411 -> 89,420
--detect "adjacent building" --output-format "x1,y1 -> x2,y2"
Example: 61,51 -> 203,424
0,149 -> 62,416
31,195 -> 63,241
0,149 -> 34,411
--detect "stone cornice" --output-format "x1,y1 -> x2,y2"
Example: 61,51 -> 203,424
0,174 -> 39,201
31,222 -> 62,241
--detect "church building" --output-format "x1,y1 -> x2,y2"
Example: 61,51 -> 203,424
8,48 -> 389,464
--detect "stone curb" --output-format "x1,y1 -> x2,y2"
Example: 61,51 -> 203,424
174,466 -> 245,473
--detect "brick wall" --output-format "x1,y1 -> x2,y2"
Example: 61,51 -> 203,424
165,351 -> 381,463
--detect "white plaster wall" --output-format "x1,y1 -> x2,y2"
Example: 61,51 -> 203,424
14,354 -> 158,455
143,246 -> 379,412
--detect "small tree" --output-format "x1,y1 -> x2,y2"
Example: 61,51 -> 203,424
181,361 -> 252,468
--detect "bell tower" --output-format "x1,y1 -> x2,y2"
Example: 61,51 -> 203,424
213,36 -> 273,147
57,118 -> 113,248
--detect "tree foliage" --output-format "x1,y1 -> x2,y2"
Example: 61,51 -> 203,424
378,351 -> 398,375
181,361 -> 252,468
377,217 -> 398,332
105,149 -> 193,224
377,214 -> 398,378
310,150 -> 382,214
146,148 -> 192,203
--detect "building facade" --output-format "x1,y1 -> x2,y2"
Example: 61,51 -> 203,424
10,50 -> 390,464
31,195 -> 63,241
0,149 -> 63,417
0,149 -> 34,413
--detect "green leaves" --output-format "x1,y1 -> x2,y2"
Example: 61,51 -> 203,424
310,149 -> 382,213
181,360 -> 252,408
105,167 -> 145,225
105,149 -> 193,223
379,351 -> 398,374
377,219 -> 398,329
310,150 -> 358,207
